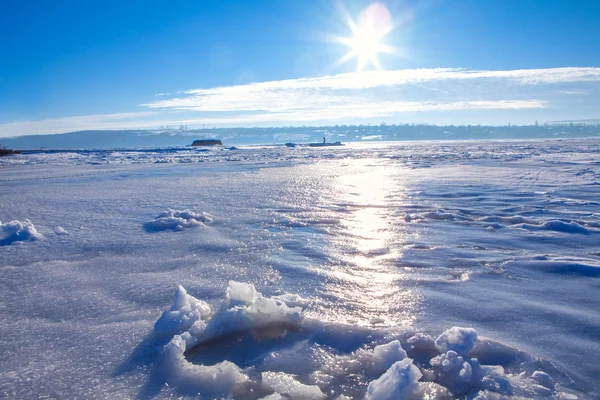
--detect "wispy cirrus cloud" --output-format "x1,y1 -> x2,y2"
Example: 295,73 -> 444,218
148,67 -> 600,103
142,67 -> 600,122
181,100 -> 546,125
555,89 -> 592,95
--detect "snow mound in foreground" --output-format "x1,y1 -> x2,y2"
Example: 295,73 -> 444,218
153,282 -> 304,396
0,219 -> 42,245
149,283 -> 579,399
143,209 -> 213,232
435,326 -> 478,356
366,358 -> 423,400
319,339 -> 409,380
154,285 -> 212,336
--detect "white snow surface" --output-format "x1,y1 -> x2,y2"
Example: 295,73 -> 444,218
1,139 -> 600,399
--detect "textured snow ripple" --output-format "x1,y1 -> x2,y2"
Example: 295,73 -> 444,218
479,215 -> 535,225
411,207 -> 600,237
519,220 -> 592,235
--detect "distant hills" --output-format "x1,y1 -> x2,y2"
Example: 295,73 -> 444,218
1,123 -> 599,150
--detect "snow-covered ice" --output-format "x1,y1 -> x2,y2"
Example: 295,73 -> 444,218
0,218 -> 41,245
1,139 -> 599,399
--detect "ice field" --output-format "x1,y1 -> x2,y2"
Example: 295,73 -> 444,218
1,139 -> 600,399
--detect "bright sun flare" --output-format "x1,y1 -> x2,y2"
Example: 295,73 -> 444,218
335,3 -> 395,71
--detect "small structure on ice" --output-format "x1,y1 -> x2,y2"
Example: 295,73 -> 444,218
191,139 -> 222,146
308,136 -> 343,147
0,148 -> 20,156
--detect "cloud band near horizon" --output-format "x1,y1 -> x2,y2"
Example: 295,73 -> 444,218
1,67 -> 599,138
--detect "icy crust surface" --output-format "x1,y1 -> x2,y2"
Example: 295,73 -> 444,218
151,283 -> 580,399
1,140 -> 599,399
144,209 -> 213,232
1,139 -> 599,167
0,219 -> 41,245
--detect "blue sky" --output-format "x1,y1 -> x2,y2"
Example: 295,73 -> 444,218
1,0 -> 599,137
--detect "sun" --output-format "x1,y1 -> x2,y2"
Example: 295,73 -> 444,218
335,3 -> 395,71
341,23 -> 388,71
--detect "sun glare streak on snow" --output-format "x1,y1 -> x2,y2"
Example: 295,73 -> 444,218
314,160 -> 419,327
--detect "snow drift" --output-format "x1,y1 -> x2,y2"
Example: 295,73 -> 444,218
0,219 -> 41,245
144,209 -> 213,232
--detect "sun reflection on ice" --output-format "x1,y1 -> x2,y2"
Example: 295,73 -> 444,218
312,160 -> 421,328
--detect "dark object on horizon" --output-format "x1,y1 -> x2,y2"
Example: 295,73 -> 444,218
0,148 -> 21,156
191,139 -> 222,147
308,136 -> 343,147
284,142 -> 296,147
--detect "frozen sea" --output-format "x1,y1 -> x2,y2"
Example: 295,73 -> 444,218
1,139 -> 599,399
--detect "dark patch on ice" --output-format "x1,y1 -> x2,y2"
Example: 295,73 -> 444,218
187,323 -> 308,368
186,320 -> 385,369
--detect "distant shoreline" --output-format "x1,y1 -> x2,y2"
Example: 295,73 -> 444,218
4,136 -> 600,154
